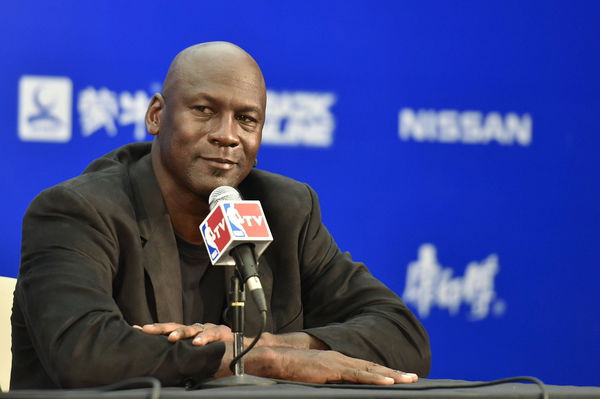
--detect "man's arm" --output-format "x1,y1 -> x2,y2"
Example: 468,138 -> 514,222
14,185 -> 224,388
294,184 -> 431,376
217,343 -> 418,384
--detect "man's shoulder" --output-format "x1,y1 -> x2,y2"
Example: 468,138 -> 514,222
241,169 -> 312,199
82,142 -> 152,175
30,142 -> 152,214
239,168 -> 317,218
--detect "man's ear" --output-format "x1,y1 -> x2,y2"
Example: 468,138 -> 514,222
145,93 -> 165,136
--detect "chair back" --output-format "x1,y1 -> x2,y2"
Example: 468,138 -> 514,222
0,276 -> 17,392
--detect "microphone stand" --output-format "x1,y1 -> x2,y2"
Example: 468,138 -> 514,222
231,274 -> 247,375
201,273 -> 275,387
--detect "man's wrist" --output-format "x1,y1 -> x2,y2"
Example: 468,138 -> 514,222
240,346 -> 280,378
214,342 -> 233,378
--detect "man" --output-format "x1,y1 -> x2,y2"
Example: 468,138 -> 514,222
11,42 -> 430,389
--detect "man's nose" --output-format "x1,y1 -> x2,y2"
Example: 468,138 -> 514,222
208,115 -> 240,147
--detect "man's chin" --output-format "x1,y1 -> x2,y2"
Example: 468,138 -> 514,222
187,163 -> 253,198
190,174 -> 244,199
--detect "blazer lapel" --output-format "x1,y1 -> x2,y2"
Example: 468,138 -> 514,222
129,154 -> 183,323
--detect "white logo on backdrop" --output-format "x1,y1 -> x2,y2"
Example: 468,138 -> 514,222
263,90 -> 336,147
403,244 -> 505,320
18,76 -> 73,143
78,87 -> 119,137
399,108 -> 532,146
79,87 -> 150,141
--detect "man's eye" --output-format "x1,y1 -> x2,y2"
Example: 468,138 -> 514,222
193,106 -> 213,114
236,114 -> 257,123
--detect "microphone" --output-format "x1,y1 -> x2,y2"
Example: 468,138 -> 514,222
199,186 -> 272,312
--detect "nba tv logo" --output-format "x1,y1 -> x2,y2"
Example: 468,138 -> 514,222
18,75 -> 73,142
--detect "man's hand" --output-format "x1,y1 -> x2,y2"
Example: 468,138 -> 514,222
217,344 -> 418,385
135,322 -> 234,346
136,323 -> 327,349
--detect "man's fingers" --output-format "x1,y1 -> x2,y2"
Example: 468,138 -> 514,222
192,324 -> 233,346
137,322 -> 250,347
331,355 -> 418,385
141,322 -> 185,335
339,367 -> 395,385
166,323 -> 211,342
140,322 -> 207,342
361,362 -> 418,384
339,366 -> 417,385
390,369 -> 418,384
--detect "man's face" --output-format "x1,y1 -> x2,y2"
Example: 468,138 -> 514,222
149,58 -> 265,199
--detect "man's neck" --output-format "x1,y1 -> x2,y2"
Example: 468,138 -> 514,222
169,209 -> 207,245
151,152 -> 210,245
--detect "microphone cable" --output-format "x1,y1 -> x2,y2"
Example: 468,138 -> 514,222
229,310 -> 267,374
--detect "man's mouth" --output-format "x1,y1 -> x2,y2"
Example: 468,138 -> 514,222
201,156 -> 238,170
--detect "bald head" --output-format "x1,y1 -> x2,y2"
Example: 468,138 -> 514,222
162,41 -> 266,107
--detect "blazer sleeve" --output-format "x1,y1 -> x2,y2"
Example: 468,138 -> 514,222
14,185 -> 224,388
298,184 -> 431,377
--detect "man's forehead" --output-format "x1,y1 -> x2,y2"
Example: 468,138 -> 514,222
167,69 -> 266,112
181,63 -> 262,88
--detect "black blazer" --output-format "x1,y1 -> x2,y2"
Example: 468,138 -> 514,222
11,143 -> 430,389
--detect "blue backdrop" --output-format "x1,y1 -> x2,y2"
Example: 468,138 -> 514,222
2,0 -> 599,386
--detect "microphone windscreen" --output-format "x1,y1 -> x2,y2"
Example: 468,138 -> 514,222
209,186 -> 242,210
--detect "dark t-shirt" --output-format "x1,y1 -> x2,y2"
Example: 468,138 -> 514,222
175,236 -> 227,325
